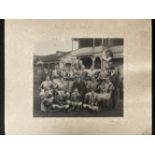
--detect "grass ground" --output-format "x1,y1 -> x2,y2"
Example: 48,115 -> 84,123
33,72 -> 123,117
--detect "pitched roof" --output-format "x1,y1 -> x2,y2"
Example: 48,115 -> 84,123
35,51 -> 71,62
34,45 -> 123,63
72,45 -> 123,58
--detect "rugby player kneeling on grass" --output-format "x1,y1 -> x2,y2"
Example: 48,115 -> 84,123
40,89 -> 54,112
69,88 -> 82,112
51,91 -> 71,112
83,88 -> 99,112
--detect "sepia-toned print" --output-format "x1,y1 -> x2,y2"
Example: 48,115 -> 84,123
33,38 -> 123,117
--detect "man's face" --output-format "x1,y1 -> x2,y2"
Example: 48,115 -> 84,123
82,65 -> 85,71
45,90 -> 49,97
46,76 -> 50,81
60,91 -> 64,96
74,89 -> 78,94
66,92 -> 70,98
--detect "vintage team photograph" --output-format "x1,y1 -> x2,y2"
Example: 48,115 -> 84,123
33,38 -> 123,117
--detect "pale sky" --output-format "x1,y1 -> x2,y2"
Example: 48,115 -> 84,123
34,38 -> 78,56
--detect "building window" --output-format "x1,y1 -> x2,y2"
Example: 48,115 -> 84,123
37,64 -> 42,73
94,57 -> 101,69
43,64 -> 48,73
81,57 -> 92,69
65,63 -> 72,70
95,39 -> 102,46
79,39 -> 93,48
49,63 -> 56,73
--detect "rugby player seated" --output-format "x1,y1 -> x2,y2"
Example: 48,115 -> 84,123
97,77 -> 114,108
40,89 -> 54,112
86,76 -> 98,93
51,91 -> 71,111
69,88 -> 82,111
83,88 -> 99,112
87,66 -> 96,79
71,77 -> 87,103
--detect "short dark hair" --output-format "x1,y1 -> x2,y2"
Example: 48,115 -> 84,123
106,49 -> 113,57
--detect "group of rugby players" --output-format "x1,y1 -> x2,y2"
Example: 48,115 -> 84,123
39,50 -> 122,113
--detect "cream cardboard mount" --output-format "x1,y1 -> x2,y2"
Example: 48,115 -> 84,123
5,19 -> 151,134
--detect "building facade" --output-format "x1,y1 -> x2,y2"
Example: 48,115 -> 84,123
34,38 -> 123,77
